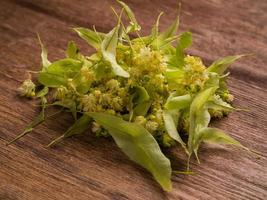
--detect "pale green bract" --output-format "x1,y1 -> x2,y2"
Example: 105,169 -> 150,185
101,26 -> 130,78
11,1 -> 250,191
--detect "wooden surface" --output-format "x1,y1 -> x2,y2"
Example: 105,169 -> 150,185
0,0 -> 267,199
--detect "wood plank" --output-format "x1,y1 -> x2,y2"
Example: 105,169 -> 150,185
0,0 -> 266,199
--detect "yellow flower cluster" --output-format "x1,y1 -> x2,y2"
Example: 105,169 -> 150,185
130,45 -> 166,79
182,55 -> 209,92
79,79 -> 128,114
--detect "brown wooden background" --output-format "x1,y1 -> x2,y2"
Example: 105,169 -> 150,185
0,0 -> 266,199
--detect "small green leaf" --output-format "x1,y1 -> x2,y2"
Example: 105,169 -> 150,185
66,41 -> 78,59
74,27 -> 105,49
47,114 -> 91,147
101,26 -> 129,77
207,55 -> 244,75
37,34 -> 51,71
163,110 -> 187,152
89,112 -> 172,191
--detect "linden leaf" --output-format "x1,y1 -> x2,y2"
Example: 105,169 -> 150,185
89,112 -> 172,191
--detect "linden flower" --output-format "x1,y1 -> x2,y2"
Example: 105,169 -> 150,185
110,96 -> 123,111
131,45 -> 166,79
54,86 -> 68,100
139,46 -> 151,58
145,121 -> 159,133
80,66 -> 95,81
17,79 -> 36,98
80,94 -> 98,112
134,116 -> 147,126
182,55 -> 209,92
106,79 -> 120,91
91,122 -> 101,133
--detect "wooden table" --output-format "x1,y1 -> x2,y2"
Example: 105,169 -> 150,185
0,0 -> 266,199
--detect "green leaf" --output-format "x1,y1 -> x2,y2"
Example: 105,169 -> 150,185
101,26 -> 129,77
164,94 -> 191,110
74,27 -> 104,49
66,41 -> 78,59
207,55 -> 244,75
163,110 -> 187,152
47,114 -> 91,147
47,58 -> 83,75
38,58 -> 83,87
38,72 -> 67,87
117,0 -> 141,33
37,34 -> 51,71
89,112 -> 172,191
7,97 -> 46,145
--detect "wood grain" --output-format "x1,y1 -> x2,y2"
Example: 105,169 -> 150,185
0,0 -> 266,199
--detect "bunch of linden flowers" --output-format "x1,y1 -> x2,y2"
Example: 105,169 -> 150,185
11,1 -> 250,191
